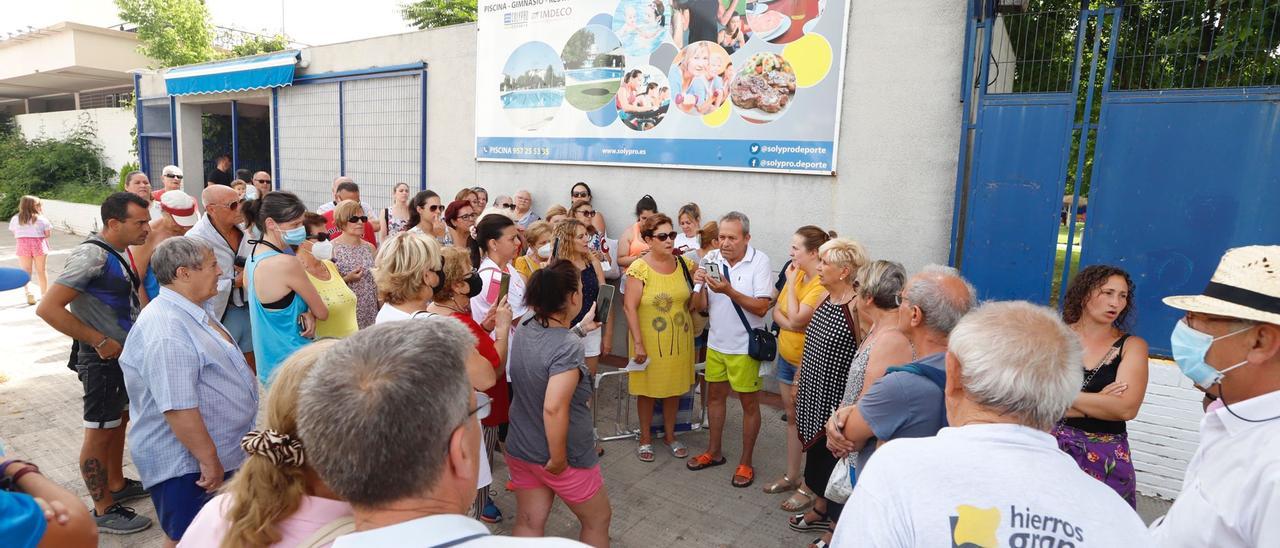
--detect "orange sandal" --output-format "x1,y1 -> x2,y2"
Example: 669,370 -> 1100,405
731,464 -> 755,488
686,452 -> 727,471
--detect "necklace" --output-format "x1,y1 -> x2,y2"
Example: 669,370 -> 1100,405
830,285 -> 857,305
430,297 -> 467,315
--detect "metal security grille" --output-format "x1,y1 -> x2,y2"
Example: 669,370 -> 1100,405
80,87 -> 134,109
341,74 -> 422,213
138,98 -> 174,185
145,138 -> 173,184
275,83 -> 341,210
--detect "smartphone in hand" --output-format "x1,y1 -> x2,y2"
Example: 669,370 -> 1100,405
595,284 -> 616,325
498,272 -> 511,303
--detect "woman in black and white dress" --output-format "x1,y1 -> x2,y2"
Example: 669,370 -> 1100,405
788,238 -> 869,548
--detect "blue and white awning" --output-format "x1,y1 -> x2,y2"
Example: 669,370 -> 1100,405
164,50 -> 300,96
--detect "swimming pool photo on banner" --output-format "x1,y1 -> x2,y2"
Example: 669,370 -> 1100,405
500,41 -> 567,131
562,25 -> 627,112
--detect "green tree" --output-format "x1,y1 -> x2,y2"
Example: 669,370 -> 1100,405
115,0 -> 218,67
228,34 -> 291,58
562,29 -> 595,69
401,0 -> 478,29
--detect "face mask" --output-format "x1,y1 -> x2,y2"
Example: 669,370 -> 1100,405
310,240 -> 333,262
282,225 -> 308,246
466,273 -> 483,298
1170,319 -> 1253,389
537,242 -> 552,259
244,185 -> 259,201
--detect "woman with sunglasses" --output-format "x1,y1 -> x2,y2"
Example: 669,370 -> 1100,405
623,213 -> 705,463
240,191 -> 329,386
569,182 -> 607,235
570,202 -> 612,269
442,200 -> 477,252
331,200 -> 378,329
297,213 -> 359,338
407,190 -> 447,241
551,219 -> 612,376
378,182 -> 413,243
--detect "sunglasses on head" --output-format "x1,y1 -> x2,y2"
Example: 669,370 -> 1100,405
166,174 -> 184,179
578,210 -> 596,217
427,204 -> 444,212
500,203 -> 516,210
572,191 -> 590,198
647,231 -> 678,242
307,233 -> 330,242
348,216 -> 369,223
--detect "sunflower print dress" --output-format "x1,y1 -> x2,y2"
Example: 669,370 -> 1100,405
626,256 -> 697,398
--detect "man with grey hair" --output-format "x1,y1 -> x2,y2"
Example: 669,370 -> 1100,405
826,265 -> 978,475
513,189 -> 539,228
188,184 -> 256,370
118,237 -> 259,546
829,301 -> 1150,546
300,319 -> 586,547
688,211 -> 773,487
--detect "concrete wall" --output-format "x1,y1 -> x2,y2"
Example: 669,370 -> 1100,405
1131,360 -> 1204,499
15,107 -> 138,172
40,199 -> 103,236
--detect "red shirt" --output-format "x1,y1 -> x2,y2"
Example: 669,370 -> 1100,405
322,209 -> 378,247
451,311 -> 510,426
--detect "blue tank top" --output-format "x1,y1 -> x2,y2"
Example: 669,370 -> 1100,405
246,248 -> 310,386
573,264 -> 599,325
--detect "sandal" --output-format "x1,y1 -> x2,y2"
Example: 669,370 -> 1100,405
686,452 -> 727,471
789,509 -> 832,533
781,486 -> 817,513
763,475 -> 800,494
637,444 -> 655,462
809,537 -> 830,548
665,440 -> 688,458
731,464 -> 754,488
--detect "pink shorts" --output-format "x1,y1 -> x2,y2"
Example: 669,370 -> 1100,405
16,237 -> 48,257
507,455 -> 604,504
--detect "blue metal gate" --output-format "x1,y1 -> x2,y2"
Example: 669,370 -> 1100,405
953,0 -> 1280,354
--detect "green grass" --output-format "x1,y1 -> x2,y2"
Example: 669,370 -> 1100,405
46,181 -> 116,206
565,80 -> 622,111
1050,223 -> 1084,307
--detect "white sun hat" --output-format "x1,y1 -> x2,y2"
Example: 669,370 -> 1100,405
1163,245 -> 1280,326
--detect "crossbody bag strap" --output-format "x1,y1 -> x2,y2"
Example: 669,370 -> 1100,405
677,256 -> 694,290
83,239 -> 141,293
723,264 -> 755,335
837,297 -> 862,347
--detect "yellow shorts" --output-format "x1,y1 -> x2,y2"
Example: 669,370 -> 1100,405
704,348 -> 762,393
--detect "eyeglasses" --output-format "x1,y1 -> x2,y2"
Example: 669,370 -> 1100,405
571,191 -> 590,198
457,213 -> 477,221
499,203 -> 516,210
577,210 -> 596,217
348,216 -> 369,223
212,200 -> 240,211
253,179 -> 270,184
648,231 -> 679,242
165,174 -> 184,179
427,204 -> 444,212
306,232 -> 330,242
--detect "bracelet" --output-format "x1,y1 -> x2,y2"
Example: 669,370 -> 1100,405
94,336 -> 110,349
11,465 -> 40,485
572,325 -> 587,338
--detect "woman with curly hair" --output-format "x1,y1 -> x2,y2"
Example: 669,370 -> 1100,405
180,340 -> 353,548
1054,265 -> 1149,508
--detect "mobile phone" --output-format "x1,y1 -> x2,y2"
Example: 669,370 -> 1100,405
595,284 -> 616,325
498,272 -> 511,303
297,314 -> 308,336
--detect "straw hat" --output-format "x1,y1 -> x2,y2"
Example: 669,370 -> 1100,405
1163,245 -> 1280,326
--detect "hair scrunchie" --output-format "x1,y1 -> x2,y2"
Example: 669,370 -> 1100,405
469,225 -> 479,239
240,429 -> 305,467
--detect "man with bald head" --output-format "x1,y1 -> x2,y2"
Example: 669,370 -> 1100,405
825,265 -> 979,473
249,171 -> 272,200
186,185 -> 256,370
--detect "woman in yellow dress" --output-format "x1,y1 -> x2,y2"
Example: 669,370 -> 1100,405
624,213 -> 706,463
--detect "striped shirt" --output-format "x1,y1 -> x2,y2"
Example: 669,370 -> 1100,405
119,287 -> 259,488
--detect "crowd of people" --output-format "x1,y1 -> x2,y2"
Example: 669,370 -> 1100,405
2,170 -> 1276,547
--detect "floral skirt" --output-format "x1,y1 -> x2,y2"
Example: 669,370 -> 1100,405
1052,424 -> 1136,508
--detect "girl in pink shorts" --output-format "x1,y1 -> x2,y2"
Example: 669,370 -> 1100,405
8,196 -> 52,305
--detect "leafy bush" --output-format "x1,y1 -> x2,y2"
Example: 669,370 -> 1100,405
0,119 -> 116,218
118,161 -> 141,190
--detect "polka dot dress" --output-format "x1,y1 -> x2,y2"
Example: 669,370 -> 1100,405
796,298 -> 860,447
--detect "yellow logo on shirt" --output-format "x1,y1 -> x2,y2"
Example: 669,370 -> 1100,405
951,505 -> 1000,547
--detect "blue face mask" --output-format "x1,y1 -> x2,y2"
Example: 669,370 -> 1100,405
281,225 -> 308,246
1170,319 -> 1253,389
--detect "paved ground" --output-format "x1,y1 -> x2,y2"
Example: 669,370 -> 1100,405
0,229 -> 1171,547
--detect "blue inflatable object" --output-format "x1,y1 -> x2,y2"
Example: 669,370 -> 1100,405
0,267 -> 31,291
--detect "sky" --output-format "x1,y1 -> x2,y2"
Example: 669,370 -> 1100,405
4,0 -> 418,47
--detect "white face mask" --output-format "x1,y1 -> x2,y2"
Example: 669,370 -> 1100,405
244,185 -> 259,201
537,242 -> 552,259
310,240 -> 334,262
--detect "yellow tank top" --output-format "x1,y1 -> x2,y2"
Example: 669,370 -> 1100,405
306,261 -> 359,339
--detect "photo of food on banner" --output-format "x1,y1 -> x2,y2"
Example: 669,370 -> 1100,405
730,52 -> 796,123
668,41 -> 731,116
669,0 -> 824,52
617,66 -> 672,131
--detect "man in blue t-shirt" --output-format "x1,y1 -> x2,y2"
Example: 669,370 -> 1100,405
826,265 -> 978,468
36,192 -> 154,535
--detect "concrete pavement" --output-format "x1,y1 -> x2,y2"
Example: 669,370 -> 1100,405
0,228 -> 1170,547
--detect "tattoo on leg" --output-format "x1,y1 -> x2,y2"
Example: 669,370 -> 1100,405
82,458 -> 107,502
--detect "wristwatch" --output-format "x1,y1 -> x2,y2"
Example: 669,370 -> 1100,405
572,325 -> 587,338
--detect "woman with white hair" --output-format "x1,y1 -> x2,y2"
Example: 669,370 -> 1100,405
830,301 -> 1150,547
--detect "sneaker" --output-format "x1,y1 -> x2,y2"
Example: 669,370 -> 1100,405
110,478 -> 149,504
480,500 -> 503,523
94,504 -> 152,534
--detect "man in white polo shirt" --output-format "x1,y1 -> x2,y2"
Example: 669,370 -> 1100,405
687,211 -> 773,488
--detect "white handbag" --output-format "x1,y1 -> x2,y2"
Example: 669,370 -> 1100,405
824,454 -> 856,503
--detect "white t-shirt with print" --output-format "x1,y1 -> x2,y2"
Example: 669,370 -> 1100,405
832,423 -> 1149,547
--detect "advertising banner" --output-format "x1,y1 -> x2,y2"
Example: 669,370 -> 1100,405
475,0 -> 850,174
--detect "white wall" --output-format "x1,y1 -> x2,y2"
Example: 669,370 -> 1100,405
1131,360 -> 1204,499
15,107 -> 138,173
40,199 -> 102,236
